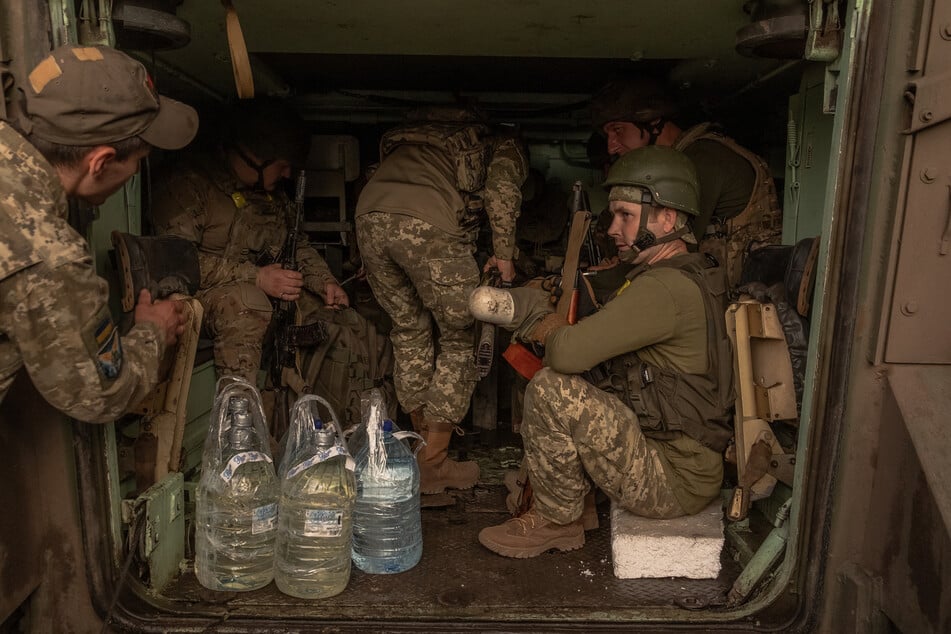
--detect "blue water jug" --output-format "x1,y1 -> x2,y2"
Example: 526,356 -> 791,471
351,419 -> 423,574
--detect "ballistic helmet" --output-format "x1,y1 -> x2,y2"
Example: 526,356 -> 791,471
224,99 -> 310,168
603,145 -> 700,216
590,77 -> 678,131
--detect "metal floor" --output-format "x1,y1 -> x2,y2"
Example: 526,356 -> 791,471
167,483 -> 739,627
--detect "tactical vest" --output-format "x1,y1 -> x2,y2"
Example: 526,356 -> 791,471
589,253 -> 735,452
674,123 -> 783,287
380,120 -> 491,193
205,164 -> 291,267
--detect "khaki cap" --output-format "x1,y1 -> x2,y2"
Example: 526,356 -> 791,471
23,45 -> 198,150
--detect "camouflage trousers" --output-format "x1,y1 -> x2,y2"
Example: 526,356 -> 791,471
198,281 -> 271,384
355,212 -> 479,425
522,368 -> 686,525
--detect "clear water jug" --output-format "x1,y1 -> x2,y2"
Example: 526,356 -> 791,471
195,377 -> 279,591
274,395 -> 356,598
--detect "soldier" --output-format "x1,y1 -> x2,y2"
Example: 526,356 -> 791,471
474,147 -> 733,557
355,107 -> 528,494
152,100 -> 390,429
590,77 -> 783,286
0,45 -> 196,422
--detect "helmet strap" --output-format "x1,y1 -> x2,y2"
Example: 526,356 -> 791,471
231,144 -> 275,190
634,118 -> 667,146
618,203 -> 690,263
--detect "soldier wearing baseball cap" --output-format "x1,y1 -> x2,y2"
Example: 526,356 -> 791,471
0,45 -> 198,422
21,44 -> 197,150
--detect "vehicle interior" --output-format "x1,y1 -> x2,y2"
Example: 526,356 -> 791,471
3,0 -> 869,631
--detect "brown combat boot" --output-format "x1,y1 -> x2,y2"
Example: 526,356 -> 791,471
503,470 -> 598,530
417,420 -> 480,494
478,507 -> 584,558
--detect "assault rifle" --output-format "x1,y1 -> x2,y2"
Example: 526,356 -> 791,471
266,170 -> 328,442
502,180 -> 591,379
557,182 -> 593,323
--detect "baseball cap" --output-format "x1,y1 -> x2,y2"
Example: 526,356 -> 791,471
22,45 -> 198,150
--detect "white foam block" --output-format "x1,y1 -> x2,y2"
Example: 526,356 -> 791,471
610,501 -> 724,579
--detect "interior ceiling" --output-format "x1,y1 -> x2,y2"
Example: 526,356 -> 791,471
142,0 -> 782,122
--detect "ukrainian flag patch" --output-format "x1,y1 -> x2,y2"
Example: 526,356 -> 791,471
94,316 -> 123,380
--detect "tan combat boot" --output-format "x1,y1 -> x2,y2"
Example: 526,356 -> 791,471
417,420 -> 480,494
503,470 -> 598,530
478,507 -> 584,558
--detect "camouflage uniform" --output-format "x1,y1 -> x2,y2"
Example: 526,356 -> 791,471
355,136 -> 526,425
0,122 -> 164,422
152,154 -> 339,384
523,368 -> 685,524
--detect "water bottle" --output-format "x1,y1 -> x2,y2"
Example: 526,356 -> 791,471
351,419 -> 423,574
274,395 -> 356,598
195,379 -> 279,591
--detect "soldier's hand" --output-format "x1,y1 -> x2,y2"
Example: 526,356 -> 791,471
134,289 -> 185,346
324,282 -> 349,309
525,312 -> 568,346
484,256 -> 516,284
257,263 -> 304,301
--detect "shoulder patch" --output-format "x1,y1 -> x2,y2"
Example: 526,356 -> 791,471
92,314 -> 123,380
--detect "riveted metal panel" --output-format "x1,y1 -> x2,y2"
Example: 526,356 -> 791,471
885,0 -> 951,363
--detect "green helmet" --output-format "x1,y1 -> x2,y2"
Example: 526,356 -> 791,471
602,145 -> 700,216
589,78 -> 679,131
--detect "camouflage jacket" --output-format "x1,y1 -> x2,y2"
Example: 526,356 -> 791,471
356,131 -> 527,260
0,122 -> 164,422
151,153 -> 336,298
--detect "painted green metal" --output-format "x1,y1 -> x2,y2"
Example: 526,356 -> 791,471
728,498 -> 793,605
134,472 -> 185,593
729,0 -> 872,620
784,63 -> 836,243
48,0 -> 78,47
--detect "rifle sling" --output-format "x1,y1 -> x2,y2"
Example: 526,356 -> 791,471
557,210 -> 592,319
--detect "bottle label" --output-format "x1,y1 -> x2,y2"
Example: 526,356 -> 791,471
251,503 -> 278,534
219,451 -> 273,482
302,509 -> 345,537
286,445 -> 355,480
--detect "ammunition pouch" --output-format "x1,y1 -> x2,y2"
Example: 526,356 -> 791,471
111,231 -> 201,312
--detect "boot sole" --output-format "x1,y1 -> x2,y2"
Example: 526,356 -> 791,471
478,531 -> 585,559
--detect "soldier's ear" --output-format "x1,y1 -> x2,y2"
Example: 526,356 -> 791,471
85,146 -> 118,177
659,207 -> 678,232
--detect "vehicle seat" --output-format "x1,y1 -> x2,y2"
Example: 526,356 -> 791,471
724,237 -> 819,521
111,231 -> 205,492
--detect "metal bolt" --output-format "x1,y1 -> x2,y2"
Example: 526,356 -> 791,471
920,110 -> 934,123
921,168 -> 937,184
941,23 -> 951,40
901,301 -> 919,316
